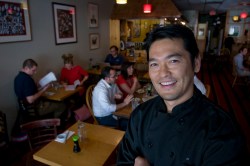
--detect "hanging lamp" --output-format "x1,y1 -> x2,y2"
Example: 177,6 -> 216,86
209,9 -> 216,16
116,0 -> 127,4
240,11 -> 248,19
143,0 -> 152,13
232,15 -> 240,22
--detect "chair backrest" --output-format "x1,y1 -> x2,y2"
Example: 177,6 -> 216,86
85,84 -> 99,124
232,59 -> 238,77
220,48 -> 230,56
0,110 -> 9,150
20,118 -> 60,151
204,84 -> 211,98
18,99 -> 39,123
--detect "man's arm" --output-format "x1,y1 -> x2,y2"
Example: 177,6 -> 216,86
26,85 -> 49,104
116,94 -> 133,110
117,111 -> 141,165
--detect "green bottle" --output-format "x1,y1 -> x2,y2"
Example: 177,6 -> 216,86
72,135 -> 81,153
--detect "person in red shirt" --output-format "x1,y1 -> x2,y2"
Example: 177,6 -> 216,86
60,54 -> 89,108
116,62 -> 141,100
60,54 -> 89,86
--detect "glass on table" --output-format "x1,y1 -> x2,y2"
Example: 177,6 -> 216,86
132,98 -> 140,110
77,121 -> 86,142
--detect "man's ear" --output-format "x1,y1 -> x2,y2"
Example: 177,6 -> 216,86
194,54 -> 201,73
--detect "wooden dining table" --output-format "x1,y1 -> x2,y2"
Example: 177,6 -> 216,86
33,122 -> 125,166
42,86 -> 83,101
113,89 -> 157,119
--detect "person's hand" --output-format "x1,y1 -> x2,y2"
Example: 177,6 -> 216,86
134,156 -> 150,166
41,84 -> 50,92
123,94 -> 133,105
133,76 -> 139,83
114,93 -> 123,99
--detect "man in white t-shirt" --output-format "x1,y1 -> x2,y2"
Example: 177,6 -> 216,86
92,66 -> 133,128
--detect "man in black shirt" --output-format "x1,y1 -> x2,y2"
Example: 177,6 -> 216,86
117,25 -> 247,165
14,59 -> 66,123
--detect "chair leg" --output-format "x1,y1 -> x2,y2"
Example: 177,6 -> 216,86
232,76 -> 237,88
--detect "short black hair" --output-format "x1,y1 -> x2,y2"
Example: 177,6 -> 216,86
144,24 -> 199,69
110,45 -> 118,51
101,66 -> 115,79
23,59 -> 38,69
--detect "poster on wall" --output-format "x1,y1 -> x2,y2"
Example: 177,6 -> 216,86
88,3 -> 98,28
228,25 -> 241,37
52,2 -> 77,45
0,0 -> 32,43
197,23 -> 207,40
132,20 -> 141,38
89,33 -> 99,50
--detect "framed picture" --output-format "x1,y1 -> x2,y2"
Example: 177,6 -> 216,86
89,33 -> 99,50
132,20 -> 141,38
88,3 -> 98,28
228,25 -> 241,37
0,0 -> 31,43
52,2 -> 77,45
197,23 -> 207,40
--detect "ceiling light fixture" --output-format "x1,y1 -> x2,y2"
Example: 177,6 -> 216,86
232,15 -> 240,22
209,9 -> 216,16
143,0 -> 152,13
116,0 -> 127,4
240,11 -> 248,19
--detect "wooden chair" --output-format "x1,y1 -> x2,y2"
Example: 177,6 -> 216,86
20,118 -> 60,166
204,84 -> 211,98
232,61 -> 249,87
20,118 -> 60,151
85,84 -> 99,124
17,99 -> 42,124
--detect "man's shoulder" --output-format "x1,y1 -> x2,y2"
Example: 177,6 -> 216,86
15,71 -> 29,81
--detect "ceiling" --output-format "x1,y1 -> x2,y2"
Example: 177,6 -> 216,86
171,0 -> 250,14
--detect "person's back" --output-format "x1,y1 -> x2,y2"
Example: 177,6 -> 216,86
224,35 -> 235,53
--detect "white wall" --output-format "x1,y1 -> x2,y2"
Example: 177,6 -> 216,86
0,0 -> 114,135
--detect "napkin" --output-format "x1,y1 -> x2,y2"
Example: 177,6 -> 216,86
55,130 -> 75,143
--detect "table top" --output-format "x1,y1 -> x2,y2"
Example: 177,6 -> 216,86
42,86 -> 83,101
33,122 -> 125,166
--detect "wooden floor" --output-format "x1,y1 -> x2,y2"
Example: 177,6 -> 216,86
198,58 -> 250,158
2,59 -> 250,165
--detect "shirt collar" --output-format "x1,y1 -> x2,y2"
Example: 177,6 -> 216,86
101,79 -> 112,88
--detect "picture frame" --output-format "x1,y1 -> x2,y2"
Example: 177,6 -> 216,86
89,33 -> 99,50
0,0 -> 32,43
228,25 -> 241,37
132,20 -> 141,38
52,2 -> 77,45
197,23 -> 207,40
88,3 -> 98,28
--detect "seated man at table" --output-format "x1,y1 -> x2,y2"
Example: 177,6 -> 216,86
104,45 -> 124,70
234,46 -> 250,77
117,24 -> 246,165
14,59 -> 67,124
92,66 -> 133,128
